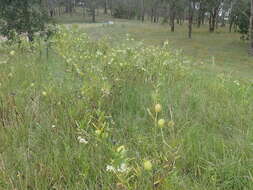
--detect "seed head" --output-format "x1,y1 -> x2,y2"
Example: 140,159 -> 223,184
168,120 -> 175,127
155,104 -> 162,113
95,129 -> 102,136
42,91 -> 47,96
158,119 -> 165,128
143,160 -> 152,171
10,50 -> 15,56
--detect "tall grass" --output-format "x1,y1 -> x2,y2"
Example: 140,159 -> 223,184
0,26 -> 252,190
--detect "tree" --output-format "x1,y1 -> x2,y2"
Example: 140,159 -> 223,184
205,0 -> 223,32
168,0 -> 176,32
188,0 -> 194,38
250,0 -> 253,54
0,0 -> 48,40
196,0 -> 206,27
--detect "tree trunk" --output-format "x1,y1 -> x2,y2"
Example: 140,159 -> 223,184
141,0 -> 145,22
170,2 -> 176,32
92,7 -> 95,22
209,12 -> 216,32
250,0 -> 253,55
104,0 -> 107,14
197,3 -> 203,28
188,0 -> 193,39
171,14 -> 175,31
65,0 -> 72,14
151,8 -> 154,22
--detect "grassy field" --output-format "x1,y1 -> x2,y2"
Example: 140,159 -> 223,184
84,22 -> 253,80
54,14 -> 253,80
0,15 -> 253,190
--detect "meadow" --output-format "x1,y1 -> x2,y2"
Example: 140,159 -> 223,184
0,16 -> 253,189
55,13 -> 253,80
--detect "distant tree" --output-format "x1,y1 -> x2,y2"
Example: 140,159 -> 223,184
204,0 -> 223,32
250,0 -> 253,54
168,0 -> 177,32
196,0 -> 207,27
188,0 -> 195,38
0,0 -> 48,40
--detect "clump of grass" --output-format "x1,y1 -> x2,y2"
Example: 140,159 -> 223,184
0,26 -> 252,190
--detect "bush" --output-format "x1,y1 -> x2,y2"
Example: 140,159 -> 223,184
0,0 -> 48,40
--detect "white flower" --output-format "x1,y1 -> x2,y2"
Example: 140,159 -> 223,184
106,165 -> 116,172
117,163 -> 129,173
10,50 -> 15,56
106,163 -> 129,173
42,91 -> 47,96
164,41 -> 169,46
77,136 -> 88,144
52,125 -> 56,128
0,36 -> 8,42
233,80 -> 240,86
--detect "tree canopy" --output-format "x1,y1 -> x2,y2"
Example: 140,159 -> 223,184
0,0 -> 48,40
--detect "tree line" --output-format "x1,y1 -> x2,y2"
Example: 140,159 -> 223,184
0,0 -> 253,54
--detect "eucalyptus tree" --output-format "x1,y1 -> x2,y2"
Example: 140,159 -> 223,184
196,0 -> 207,27
162,0 -> 186,32
188,0 -> 195,38
0,0 -> 48,40
204,0 -> 224,32
85,0 -> 104,22
250,0 -> 253,54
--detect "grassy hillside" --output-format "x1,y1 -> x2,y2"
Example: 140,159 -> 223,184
0,26 -> 252,189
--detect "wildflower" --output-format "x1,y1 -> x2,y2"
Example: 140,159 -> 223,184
42,91 -> 47,96
101,87 -> 110,96
117,145 -> 126,155
168,120 -> 175,128
164,41 -> 169,46
117,163 -> 129,173
52,125 -> 56,128
77,136 -> 88,144
143,160 -> 152,171
106,165 -> 116,172
158,119 -> 165,128
102,132 -> 109,139
95,129 -> 102,136
233,80 -> 240,86
155,104 -> 162,113
66,58 -> 72,63
106,163 -> 129,173
10,50 -> 15,56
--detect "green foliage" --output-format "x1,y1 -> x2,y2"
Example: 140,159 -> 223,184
237,2 -> 251,39
111,0 -> 137,19
0,0 -> 48,40
0,26 -> 253,189
231,0 -> 251,39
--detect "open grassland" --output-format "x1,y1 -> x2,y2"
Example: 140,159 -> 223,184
84,22 -> 253,80
0,26 -> 253,189
54,13 -> 253,80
